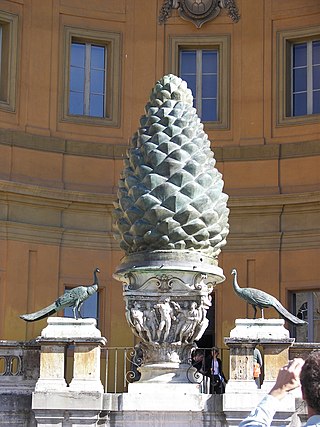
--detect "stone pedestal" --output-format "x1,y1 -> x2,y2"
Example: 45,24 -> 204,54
69,341 -> 104,392
32,317 -> 107,427
225,318 -> 294,392
223,319 -> 296,426
114,258 -> 224,387
121,358 -> 207,411
35,343 -> 67,391
261,341 -> 293,392
122,382 -> 206,411
225,341 -> 257,392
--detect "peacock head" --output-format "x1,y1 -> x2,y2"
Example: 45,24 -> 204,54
231,268 -> 237,276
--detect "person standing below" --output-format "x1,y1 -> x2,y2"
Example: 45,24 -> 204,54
210,347 -> 227,394
240,351 -> 320,427
253,347 -> 263,388
191,348 -> 211,393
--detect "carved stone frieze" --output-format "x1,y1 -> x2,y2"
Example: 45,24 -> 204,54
125,294 -> 210,346
120,268 -> 217,364
122,270 -> 216,294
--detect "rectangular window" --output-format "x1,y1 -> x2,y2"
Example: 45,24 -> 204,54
69,41 -> 106,118
0,11 -> 18,112
62,27 -> 121,126
64,286 -> 99,324
277,27 -> 320,125
291,40 -> 320,116
290,290 -> 320,342
169,35 -> 230,129
180,49 -> 218,122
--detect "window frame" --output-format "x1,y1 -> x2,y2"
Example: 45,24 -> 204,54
0,10 -> 18,113
168,34 -> 230,130
69,40 -> 107,118
290,289 -> 320,343
180,48 -> 219,122
61,26 -> 121,127
276,26 -> 320,126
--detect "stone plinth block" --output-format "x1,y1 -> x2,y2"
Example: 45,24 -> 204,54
69,344 -> 104,392
35,317 -> 106,392
36,344 -> 67,391
225,319 -> 294,395
223,392 -> 296,426
261,340 -> 294,392
229,318 -> 290,339
122,383 -> 207,411
138,362 -> 197,384
225,342 -> 256,384
40,317 -> 102,339
33,391 -> 103,427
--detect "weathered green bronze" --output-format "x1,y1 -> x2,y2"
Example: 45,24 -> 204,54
113,75 -> 229,383
231,268 -> 307,325
20,268 -> 100,321
113,74 -> 229,265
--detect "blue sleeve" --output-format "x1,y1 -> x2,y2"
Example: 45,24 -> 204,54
239,395 -> 279,427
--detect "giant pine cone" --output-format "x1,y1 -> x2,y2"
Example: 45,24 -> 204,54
113,74 -> 229,258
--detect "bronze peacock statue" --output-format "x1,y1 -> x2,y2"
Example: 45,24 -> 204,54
20,268 -> 100,322
231,268 -> 306,326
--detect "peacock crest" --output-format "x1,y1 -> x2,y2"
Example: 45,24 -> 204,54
113,74 -> 229,258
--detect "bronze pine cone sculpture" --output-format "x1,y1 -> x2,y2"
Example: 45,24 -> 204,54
113,74 -> 229,259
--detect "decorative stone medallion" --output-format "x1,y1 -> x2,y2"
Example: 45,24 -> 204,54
159,0 -> 240,27
179,0 -> 221,28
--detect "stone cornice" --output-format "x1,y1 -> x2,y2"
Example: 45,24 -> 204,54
0,180 -> 119,249
0,179 -> 116,206
224,230 -> 320,252
214,139 -> 320,162
228,190 -> 320,208
0,129 -> 128,159
0,129 -> 319,162
0,221 -> 119,250
1,178 -> 319,214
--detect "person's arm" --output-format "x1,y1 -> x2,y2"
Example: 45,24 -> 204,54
239,358 -> 305,427
268,358 -> 304,400
239,395 -> 279,427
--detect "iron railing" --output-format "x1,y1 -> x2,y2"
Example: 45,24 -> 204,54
103,346 -> 214,393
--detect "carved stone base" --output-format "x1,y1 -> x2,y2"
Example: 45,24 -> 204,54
114,253 -> 225,386
123,382 -> 205,412
138,362 -> 198,384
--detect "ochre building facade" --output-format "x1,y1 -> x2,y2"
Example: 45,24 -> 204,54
0,0 -> 319,366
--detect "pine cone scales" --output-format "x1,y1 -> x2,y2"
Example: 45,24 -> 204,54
113,74 -> 229,258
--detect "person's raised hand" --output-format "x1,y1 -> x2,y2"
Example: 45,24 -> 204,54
269,358 -> 305,400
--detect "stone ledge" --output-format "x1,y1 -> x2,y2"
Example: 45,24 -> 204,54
32,390 -> 104,411
0,128 -> 319,162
